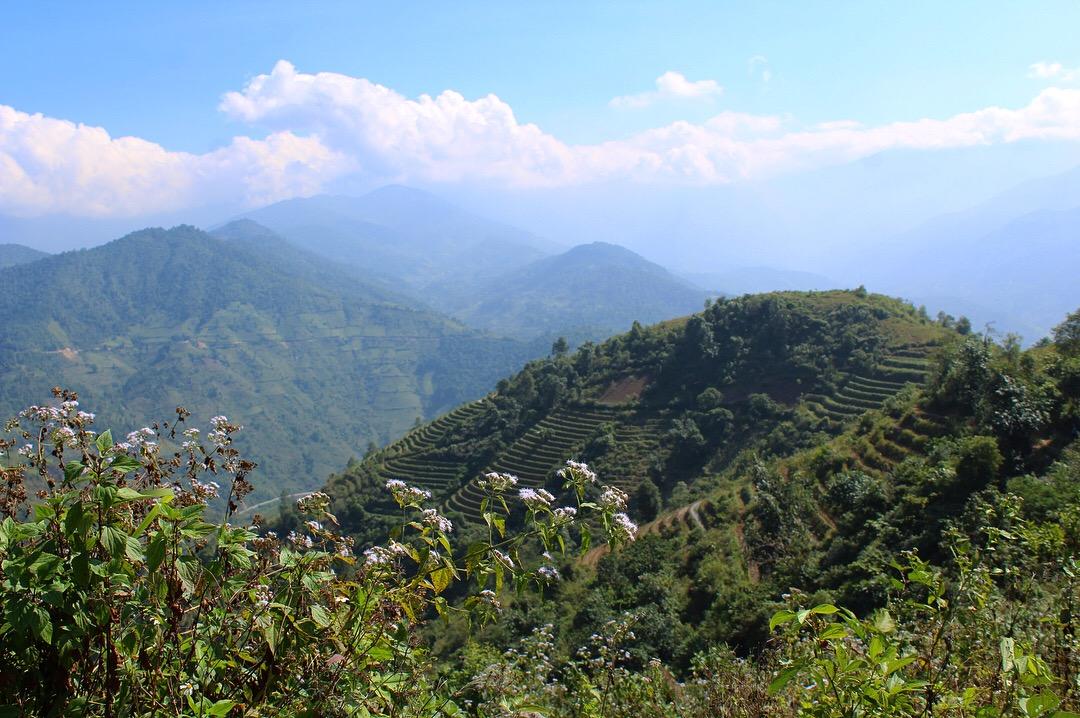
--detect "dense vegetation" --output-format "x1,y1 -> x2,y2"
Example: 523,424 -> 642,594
0,225 -> 535,504
323,289 -> 950,544
3,290 -> 1078,716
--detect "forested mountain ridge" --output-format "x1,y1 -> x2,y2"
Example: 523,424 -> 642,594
0,224 -> 537,503
436,241 -> 710,340
307,289 -> 1080,694
0,242 -> 49,268
319,289 -> 957,544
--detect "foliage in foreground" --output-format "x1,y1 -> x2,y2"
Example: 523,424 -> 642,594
1,386 -> 1078,717
0,390 -> 629,716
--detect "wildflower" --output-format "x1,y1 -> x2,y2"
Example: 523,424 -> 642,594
76,410 -> 95,423
478,589 -> 501,609
610,512 -> 638,543
478,472 -> 518,492
385,479 -> 430,506
491,549 -> 514,569
363,541 -> 409,567
182,427 -> 200,438
191,479 -> 220,501
421,508 -> 453,533
252,584 -> 271,608
537,565 -> 561,581
296,491 -> 330,514
559,459 -> 597,485
210,415 -> 229,428
519,487 -> 555,509
599,486 -> 628,512
287,531 -> 314,550
17,444 -> 33,458
304,520 -> 324,534
54,426 -> 77,446
552,506 -> 577,524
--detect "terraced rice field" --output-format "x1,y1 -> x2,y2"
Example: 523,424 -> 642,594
802,343 -> 938,427
445,404 -> 621,523
366,399 -> 491,496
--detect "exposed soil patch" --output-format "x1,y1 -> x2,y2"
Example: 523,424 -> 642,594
598,375 -> 649,405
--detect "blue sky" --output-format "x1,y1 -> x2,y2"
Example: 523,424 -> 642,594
3,1 -> 1080,219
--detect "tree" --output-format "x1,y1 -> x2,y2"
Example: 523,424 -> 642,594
551,336 -> 570,358
631,477 -> 662,522
1053,308 -> 1080,356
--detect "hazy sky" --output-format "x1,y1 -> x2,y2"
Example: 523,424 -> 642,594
3,1 -> 1080,219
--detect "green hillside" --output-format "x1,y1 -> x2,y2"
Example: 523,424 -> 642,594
436,241 -> 710,340
0,224 -> 536,503
312,292 -> 1080,696
0,242 -> 49,268
323,289 -> 956,544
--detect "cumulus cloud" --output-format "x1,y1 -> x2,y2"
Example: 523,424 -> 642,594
0,103 -> 350,217
4,60 -> 1080,217
1029,61 -> 1080,83
610,71 -> 724,109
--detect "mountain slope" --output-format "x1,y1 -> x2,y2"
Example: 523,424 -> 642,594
238,185 -> 558,292
0,225 -> 535,502
323,289 -> 958,543
0,243 -> 49,268
439,241 -> 710,340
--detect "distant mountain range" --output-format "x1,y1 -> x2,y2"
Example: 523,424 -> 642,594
0,243 -> 49,268
437,241 -> 709,339
0,224 -> 535,502
237,185 -> 560,292
857,165 -> 1080,340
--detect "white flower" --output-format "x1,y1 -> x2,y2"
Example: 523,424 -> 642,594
492,549 -> 514,569
76,411 -> 95,422
421,509 -> 453,533
385,479 -> 430,506
182,427 -> 200,438
611,513 -> 638,543
599,486 -> 628,512
552,506 -> 578,525
305,520 -> 324,533
17,443 -> 33,458
519,487 -> 556,509
287,531 -> 314,550
210,415 -> 229,428
559,459 -> 598,485
538,565 -> 561,581
478,472 -> 518,492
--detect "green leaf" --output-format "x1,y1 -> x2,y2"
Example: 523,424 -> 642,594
29,552 -> 62,578
95,430 -> 114,453
99,525 -> 127,559
207,699 -> 238,716
310,604 -> 332,629
108,455 -> 142,474
63,460 -> 85,484
768,665 -> 804,695
431,567 -> 453,594
33,503 -> 55,522
146,534 -> 166,572
769,610 -> 798,632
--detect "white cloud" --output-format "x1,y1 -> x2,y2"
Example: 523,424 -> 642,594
610,71 -> 723,109
4,60 -> 1080,217
1029,61 -> 1080,82
0,103 -> 349,217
